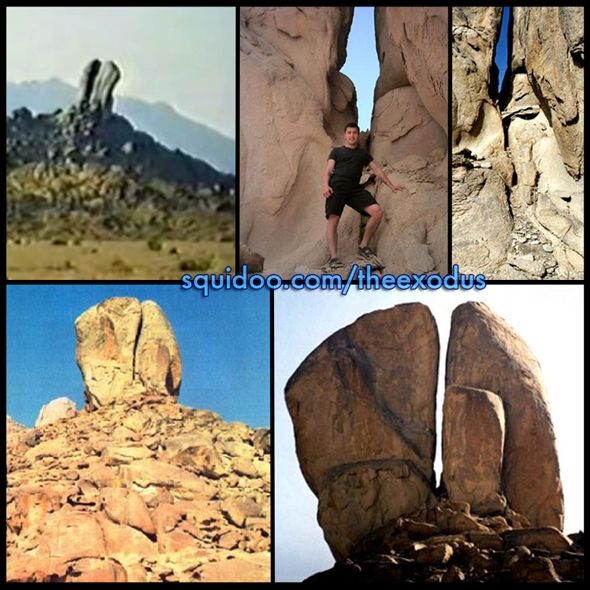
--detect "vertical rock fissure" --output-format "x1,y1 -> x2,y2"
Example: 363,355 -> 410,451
132,309 -> 143,382
338,7 -> 378,134
491,7 -> 511,101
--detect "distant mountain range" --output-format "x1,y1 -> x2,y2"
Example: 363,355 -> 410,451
6,78 -> 235,174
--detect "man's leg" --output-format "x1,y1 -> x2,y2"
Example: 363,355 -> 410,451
326,214 -> 340,259
360,204 -> 383,248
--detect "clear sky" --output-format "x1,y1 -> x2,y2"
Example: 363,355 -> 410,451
494,7 -> 510,92
340,7 -> 379,132
7,285 -> 269,429
275,285 -> 584,581
6,7 -> 235,139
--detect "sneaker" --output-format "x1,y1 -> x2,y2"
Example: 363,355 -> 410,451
326,257 -> 344,271
358,246 -> 374,259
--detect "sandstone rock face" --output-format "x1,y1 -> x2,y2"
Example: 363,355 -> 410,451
452,7 -> 584,279
76,298 -> 143,409
240,7 -> 355,275
376,8 -> 448,131
7,300 -> 270,582
35,397 -> 77,429
134,301 -> 182,397
442,385 -> 506,515
76,298 -> 181,409
446,302 -> 564,529
368,8 -> 448,275
240,7 -> 448,276
286,303 -> 438,559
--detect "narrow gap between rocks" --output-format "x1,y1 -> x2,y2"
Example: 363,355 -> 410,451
340,6 -> 379,133
491,7 -> 511,103
433,317 -> 450,492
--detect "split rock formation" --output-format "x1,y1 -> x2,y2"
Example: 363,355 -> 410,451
286,302 -> 575,582
452,7 -> 584,279
240,7 -> 447,276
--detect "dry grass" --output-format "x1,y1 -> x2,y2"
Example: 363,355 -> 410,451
7,240 -> 235,280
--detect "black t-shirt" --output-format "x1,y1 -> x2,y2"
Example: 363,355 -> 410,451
328,146 -> 373,185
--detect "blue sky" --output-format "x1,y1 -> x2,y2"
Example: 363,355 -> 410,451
494,7 -> 511,91
7,285 -> 269,428
341,7 -> 379,132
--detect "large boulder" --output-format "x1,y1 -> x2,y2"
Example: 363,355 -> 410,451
375,8 -> 448,132
446,302 -> 564,529
285,303 -> 438,559
442,385 -> 506,514
35,397 -> 77,429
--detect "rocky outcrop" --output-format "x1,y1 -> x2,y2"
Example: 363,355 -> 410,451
7,299 -> 270,583
306,500 -> 583,583
35,397 -> 77,428
285,303 -> 438,559
452,7 -> 584,279
7,416 -> 29,449
76,298 -> 181,409
6,61 -> 234,246
446,302 -> 564,529
78,59 -> 121,116
240,7 -> 448,276
288,301 -> 570,576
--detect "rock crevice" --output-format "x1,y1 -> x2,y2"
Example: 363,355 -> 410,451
453,7 -> 584,279
240,8 -> 448,276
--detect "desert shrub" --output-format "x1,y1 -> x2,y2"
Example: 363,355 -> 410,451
111,257 -> 133,274
178,255 -> 214,272
147,237 -> 163,251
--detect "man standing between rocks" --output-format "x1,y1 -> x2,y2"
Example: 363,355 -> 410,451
323,122 -> 405,270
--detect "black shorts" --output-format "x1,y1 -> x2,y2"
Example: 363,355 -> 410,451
325,180 -> 377,219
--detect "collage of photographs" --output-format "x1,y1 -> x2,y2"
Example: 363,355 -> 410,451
5,5 -> 584,584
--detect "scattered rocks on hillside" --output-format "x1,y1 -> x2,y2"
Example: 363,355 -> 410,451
6,298 -> 270,582
306,500 -> 583,583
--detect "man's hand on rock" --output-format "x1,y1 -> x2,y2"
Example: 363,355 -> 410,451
389,183 -> 405,192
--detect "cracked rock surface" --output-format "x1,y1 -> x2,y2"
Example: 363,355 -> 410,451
452,7 -> 584,279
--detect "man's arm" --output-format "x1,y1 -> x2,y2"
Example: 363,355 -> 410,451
369,160 -> 405,192
323,159 -> 335,198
